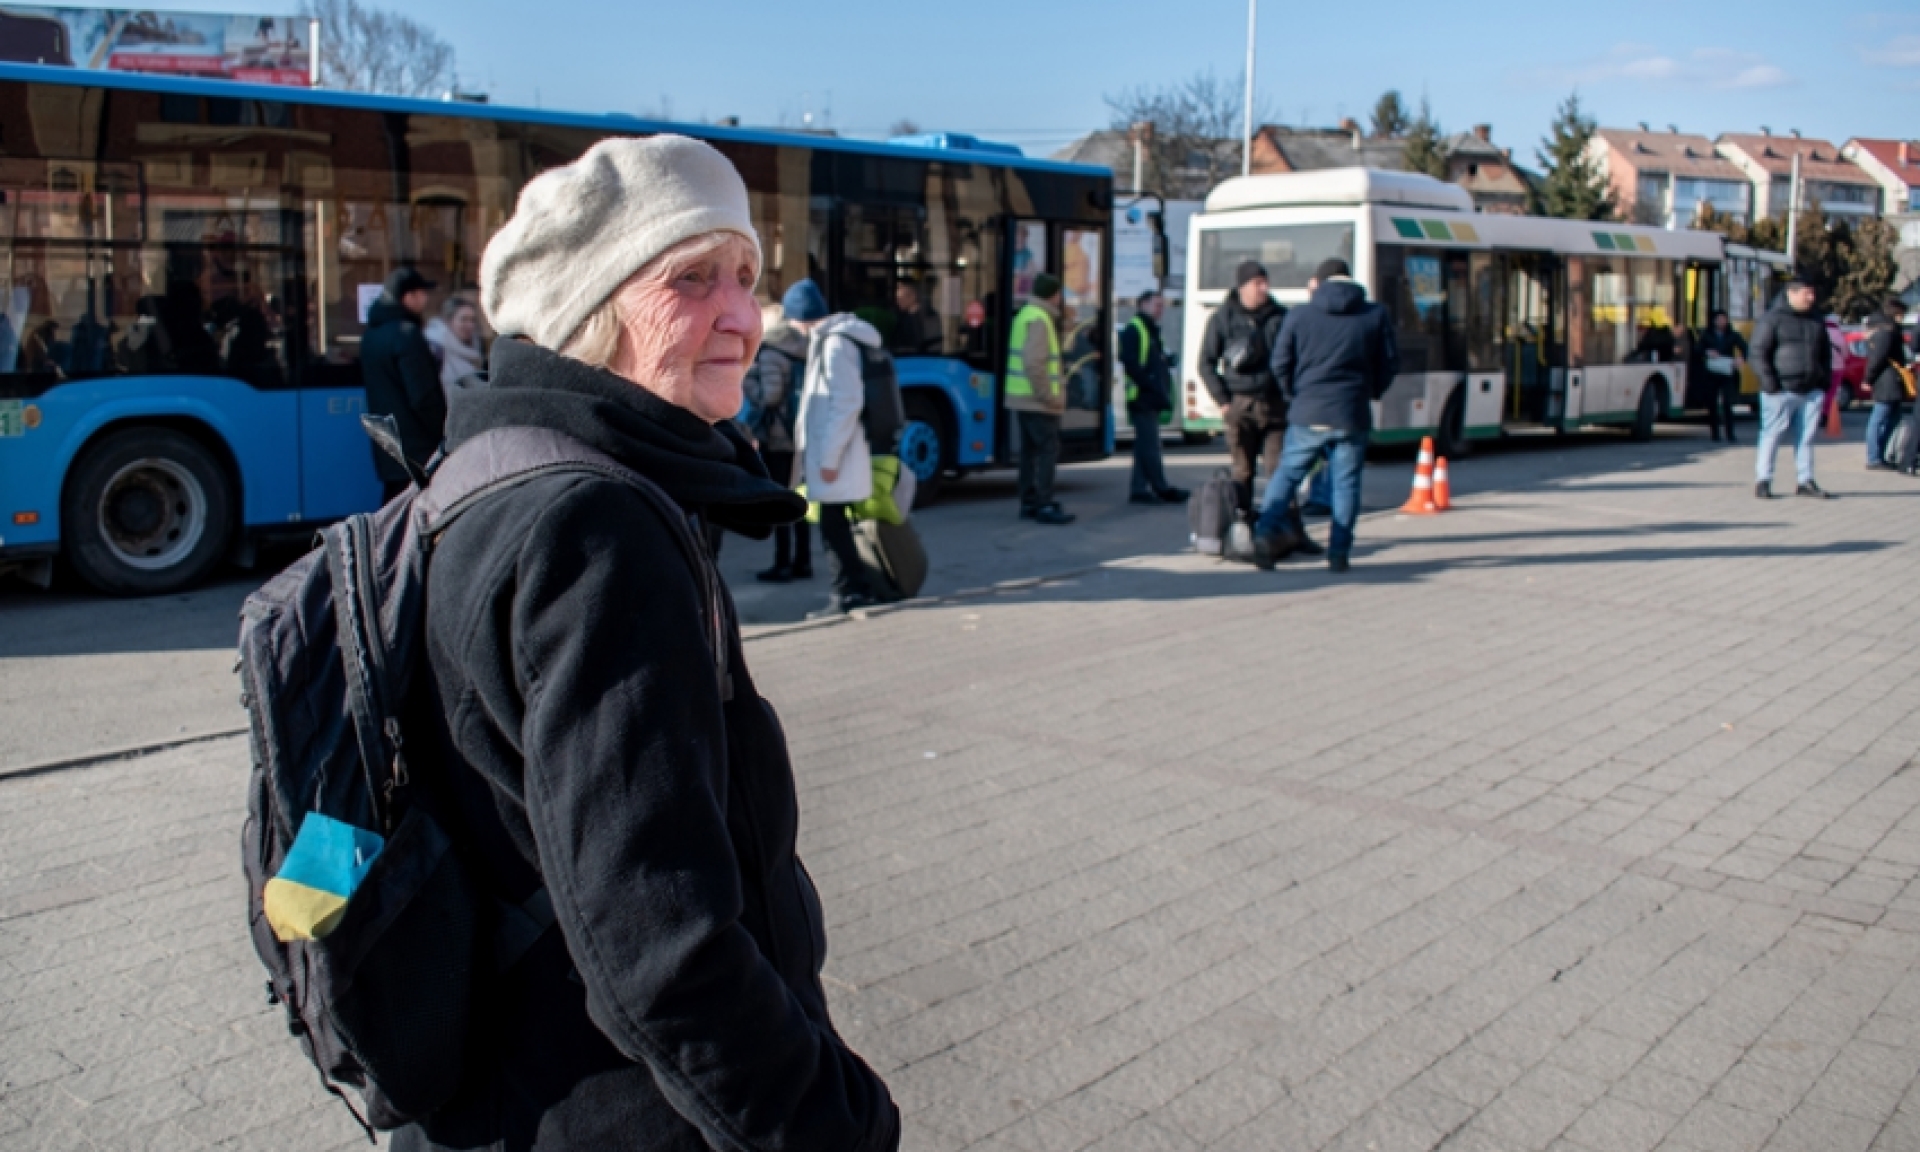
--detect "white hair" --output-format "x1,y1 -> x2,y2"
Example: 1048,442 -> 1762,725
559,231 -> 761,369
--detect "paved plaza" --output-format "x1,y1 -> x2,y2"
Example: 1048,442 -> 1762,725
2,424 -> 1919,1151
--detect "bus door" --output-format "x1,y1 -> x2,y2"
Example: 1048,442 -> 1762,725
1004,218 -> 1111,464
1497,253 -> 1561,424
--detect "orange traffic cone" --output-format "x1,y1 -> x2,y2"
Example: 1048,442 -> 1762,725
1825,392 -> 1843,438
1433,457 -> 1452,511
1400,437 -> 1438,515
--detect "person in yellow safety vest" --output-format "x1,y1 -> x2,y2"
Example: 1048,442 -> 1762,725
1005,273 -> 1075,525
1120,289 -> 1189,507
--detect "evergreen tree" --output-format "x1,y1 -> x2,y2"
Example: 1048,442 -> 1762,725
1534,93 -> 1614,221
1833,216 -> 1899,320
1370,91 -> 1410,139
1403,99 -> 1447,180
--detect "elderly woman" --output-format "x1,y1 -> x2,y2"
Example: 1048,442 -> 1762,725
398,136 -> 899,1152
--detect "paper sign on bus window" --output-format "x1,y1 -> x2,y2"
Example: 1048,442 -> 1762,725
356,284 -> 382,325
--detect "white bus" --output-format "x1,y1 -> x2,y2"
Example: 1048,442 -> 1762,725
1179,168 -> 1786,456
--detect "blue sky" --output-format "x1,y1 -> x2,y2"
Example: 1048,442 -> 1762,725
133,0 -> 1920,162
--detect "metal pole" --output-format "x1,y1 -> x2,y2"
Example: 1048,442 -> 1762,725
1241,0 -> 1257,178
1785,150 -> 1801,265
307,19 -> 321,87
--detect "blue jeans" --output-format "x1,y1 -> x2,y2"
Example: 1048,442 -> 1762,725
1755,391 -> 1823,485
1128,409 -> 1170,496
1867,401 -> 1900,465
1255,426 -> 1368,558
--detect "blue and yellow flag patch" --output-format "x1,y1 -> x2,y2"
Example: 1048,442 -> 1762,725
264,813 -> 385,942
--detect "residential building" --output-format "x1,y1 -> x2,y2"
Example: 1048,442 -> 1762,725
1441,125 -> 1533,215
1588,126 -> 1751,228
1714,132 -> 1881,223
1842,138 -> 1920,288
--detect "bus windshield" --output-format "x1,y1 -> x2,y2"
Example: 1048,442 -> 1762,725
1197,222 -> 1354,290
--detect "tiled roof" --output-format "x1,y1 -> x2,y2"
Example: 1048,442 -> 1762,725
1847,138 -> 1920,186
1715,134 -> 1875,184
1595,128 -> 1746,181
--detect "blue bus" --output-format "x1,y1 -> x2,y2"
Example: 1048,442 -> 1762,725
0,63 -> 1114,594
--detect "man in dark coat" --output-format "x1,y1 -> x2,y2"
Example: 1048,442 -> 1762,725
1862,298 -> 1910,470
1749,275 -> 1833,499
1120,289 -> 1188,505
362,267 -> 447,498
1695,309 -> 1749,443
1197,260 -> 1289,519
1251,258 -> 1398,573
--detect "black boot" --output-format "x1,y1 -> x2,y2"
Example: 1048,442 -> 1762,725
1287,504 -> 1324,556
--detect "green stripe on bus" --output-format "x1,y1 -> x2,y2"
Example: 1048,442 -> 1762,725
1421,220 -> 1453,240
1391,218 -> 1424,239
1615,234 -> 1639,251
1593,232 -> 1616,250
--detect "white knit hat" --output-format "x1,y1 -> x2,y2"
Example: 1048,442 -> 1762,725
480,134 -> 761,350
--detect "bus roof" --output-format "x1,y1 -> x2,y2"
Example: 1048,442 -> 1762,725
1205,168 -> 1475,214
0,61 -> 1110,180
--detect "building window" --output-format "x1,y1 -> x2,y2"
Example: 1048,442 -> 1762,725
1672,178 -> 1747,217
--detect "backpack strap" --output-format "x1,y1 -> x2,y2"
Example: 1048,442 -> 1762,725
413,426 -> 732,704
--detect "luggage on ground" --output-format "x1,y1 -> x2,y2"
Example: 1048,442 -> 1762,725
1888,419 -> 1913,467
1189,470 -> 1239,556
854,517 -> 928,601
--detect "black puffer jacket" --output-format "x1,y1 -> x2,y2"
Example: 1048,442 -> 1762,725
1864,313 -> 1911,405
1749,299 -> 1831,395
361,299 -> 448,482
399,339 -> 899,1152
1197,293 -> 1287,406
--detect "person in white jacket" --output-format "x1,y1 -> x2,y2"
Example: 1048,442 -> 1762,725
423,294 -> 486,405
786,279 -> 879,616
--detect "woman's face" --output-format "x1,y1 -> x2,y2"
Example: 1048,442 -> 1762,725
449,304 -> 478,344
608,234 -> 762,423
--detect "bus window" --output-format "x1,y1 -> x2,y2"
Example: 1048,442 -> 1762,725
1061,226 -> 1106,420
1376,245 -> 1448,372
1466,252 -> 1502,373
1628,260 -> 1678,363
0,154 -> 294,389
1197,223 -> 1353,290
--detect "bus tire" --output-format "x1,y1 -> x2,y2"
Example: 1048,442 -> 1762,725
1436,386 -> 1472,460
62,426 -> 234,596
899,393 -> 951,507
1631,381 -> 1660,442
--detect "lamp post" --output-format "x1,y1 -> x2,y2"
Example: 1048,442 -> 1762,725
1241,0 -> 1257,178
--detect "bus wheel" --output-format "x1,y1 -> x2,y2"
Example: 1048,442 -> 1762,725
62,427 -> 233,596
1436,387 -> 1471,459
899,394 -> 951,507
1631,382 -> 1660,442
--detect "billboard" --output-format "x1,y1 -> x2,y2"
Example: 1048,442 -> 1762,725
0,7 -> 313,86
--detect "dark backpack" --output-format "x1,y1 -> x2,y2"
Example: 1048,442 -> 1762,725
854,341 -> 906,455
237,421 -> 725,1137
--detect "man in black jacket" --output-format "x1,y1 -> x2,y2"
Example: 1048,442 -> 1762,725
362,267 -> 447,498
1862,298 -> 1910,470
1252,258 -> 1399,573
1198,260 -> 1288,518
1120,289 -> 1188,504
1749,275 -> 1834,499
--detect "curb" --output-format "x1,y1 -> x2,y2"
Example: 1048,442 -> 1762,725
0,726 -> 248,784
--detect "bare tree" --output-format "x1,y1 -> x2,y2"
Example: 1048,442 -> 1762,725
301,0 -> 456,98
888,118 -> 922,138
1105,70 -> 1268,198
1370,91 -> 1410,139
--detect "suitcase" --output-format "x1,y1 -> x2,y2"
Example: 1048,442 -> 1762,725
1188,471 -> 1238,557
855,517 -> 927,602
1887,420 -> 1913,468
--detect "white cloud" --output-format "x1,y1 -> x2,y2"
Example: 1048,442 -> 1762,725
1529,44 -> 1795,91
1861,35 -> 1920,67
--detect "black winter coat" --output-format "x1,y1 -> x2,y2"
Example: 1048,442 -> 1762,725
1269,279 -> 1399,434
362,299 -> 448,482
1863,314 -> 1911,405
1749,301 -> 1831,395
1119,312 -> 1174,414
398,339 -> 899,1152
1197,294 -> 1287,406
